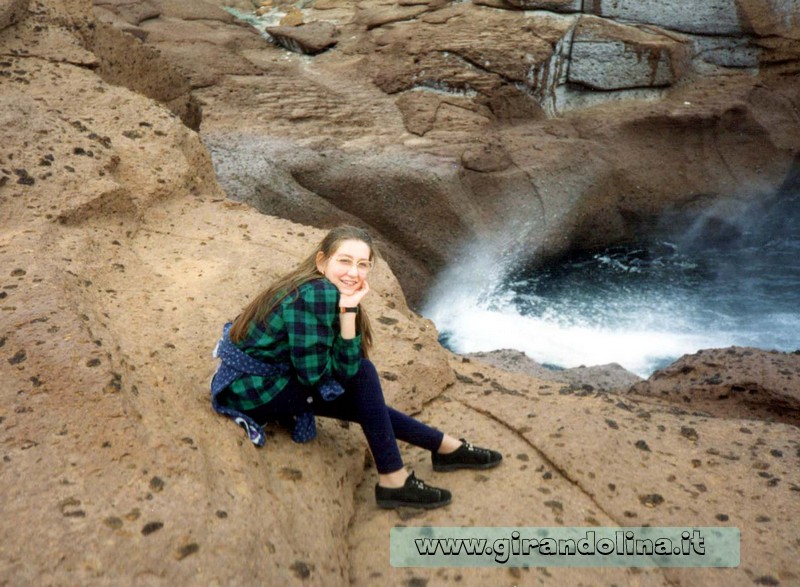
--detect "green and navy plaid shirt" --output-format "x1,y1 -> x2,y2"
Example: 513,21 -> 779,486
225,278 -> 362,411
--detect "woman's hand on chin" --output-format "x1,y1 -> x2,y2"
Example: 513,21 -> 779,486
339,280 -> 369,308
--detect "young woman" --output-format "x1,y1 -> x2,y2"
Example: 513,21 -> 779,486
212,225 -> 501,509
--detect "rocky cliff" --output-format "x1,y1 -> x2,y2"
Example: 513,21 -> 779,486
89,0 -> 800,304
1,1 -> 798,586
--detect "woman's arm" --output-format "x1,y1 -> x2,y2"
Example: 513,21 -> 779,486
339,311 -> 357,340
337,279 -> 369,340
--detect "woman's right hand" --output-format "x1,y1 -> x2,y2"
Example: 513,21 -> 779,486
339,279 -> 370,309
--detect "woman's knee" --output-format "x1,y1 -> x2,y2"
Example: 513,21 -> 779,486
347,359 -> 385,401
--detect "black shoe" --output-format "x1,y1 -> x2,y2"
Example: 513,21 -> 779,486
375,472 -> 452,509
432,438 -> 503,472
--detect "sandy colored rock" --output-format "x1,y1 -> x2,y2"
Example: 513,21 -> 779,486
355,2 -> 433,30
92,0 -> 800,309
461,142 -> 513,173
2,17 -> 99,65
368,5 -> 574,95
150,0 -> 237,22
348,377 -> 671,586
279,7 -> 303,26
0,19 -> 452,585
473,0 -> 517,8
92,0 -> 160,25
466,348 -> 643,392
395,89 -> 441,136
435,355 -> 800,587
266,21 -> 338,55
481,0 -> 582,10
312,0 -> 346,9
2,2 -> 800,585
0,0 -> 28,31
395,89 -> 491,137
217,0 -> 258,9
629,347 -> 800,426
0,0 -> 800,586
739,0 -> 800,38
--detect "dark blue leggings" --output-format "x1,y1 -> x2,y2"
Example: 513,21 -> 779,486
242,359 -> 445,474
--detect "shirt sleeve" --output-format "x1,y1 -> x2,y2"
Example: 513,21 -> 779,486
283,280 -> 362,386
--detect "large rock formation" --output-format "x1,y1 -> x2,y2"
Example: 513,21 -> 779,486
84,0 -> 800,305
629,347 -> 800,427
2,2 -> 453,583
2,1 -> 799,586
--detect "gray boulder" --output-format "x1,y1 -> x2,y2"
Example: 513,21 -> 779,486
586,0 -> 743,36
569,16 -> 691,90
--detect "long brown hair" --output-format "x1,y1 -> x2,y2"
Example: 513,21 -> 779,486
229,225 -> 377,357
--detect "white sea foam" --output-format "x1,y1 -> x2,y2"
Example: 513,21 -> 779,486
422,190 -> 800,378
424,286 -> 733,378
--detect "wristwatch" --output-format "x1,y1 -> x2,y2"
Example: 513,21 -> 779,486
340,306 -> 359,314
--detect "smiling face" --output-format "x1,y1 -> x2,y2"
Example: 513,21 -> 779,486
316,239 -> 373,296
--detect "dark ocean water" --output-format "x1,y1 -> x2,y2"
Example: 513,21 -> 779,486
425,192 -> 800,377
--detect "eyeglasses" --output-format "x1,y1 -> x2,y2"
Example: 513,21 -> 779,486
333,256 -> 373,274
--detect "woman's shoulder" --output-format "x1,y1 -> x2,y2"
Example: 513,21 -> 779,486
295,277 -> 339,301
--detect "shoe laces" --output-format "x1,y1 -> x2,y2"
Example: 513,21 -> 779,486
409,473 -> 437,494
461,439 -> 481,453
461,439 -> 493,457
409,472 -> 430,488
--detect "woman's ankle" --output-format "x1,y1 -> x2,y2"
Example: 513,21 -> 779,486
378,467 -> 409,488
436,434 -> 463,455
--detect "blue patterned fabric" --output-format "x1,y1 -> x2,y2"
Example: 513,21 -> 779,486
210,322 -> 346,446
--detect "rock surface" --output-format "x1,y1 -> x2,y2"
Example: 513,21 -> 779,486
266,20 -> 338,55
2,1 -> 799,586
0,9 -> 451,581
465,349 -> 643,392
629,347 -> 800,427
85,0 -> 800,305
569,15 -> 691,90
585,0 -> 740,35
0,0 -> 28,30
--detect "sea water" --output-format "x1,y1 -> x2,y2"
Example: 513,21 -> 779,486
423,194 -> 800,378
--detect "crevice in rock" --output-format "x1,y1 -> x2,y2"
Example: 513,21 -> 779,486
342,452 -> 370,586
445,50 -> 512,87
536,19 -> 577,114
452,395 -> 622,521
187,79 -> 219,90
434,98 -> 478,115
404,81 -> 478,97
412,383 -> 620,506
452,396 -> 682,587
135,14 -> 162,26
